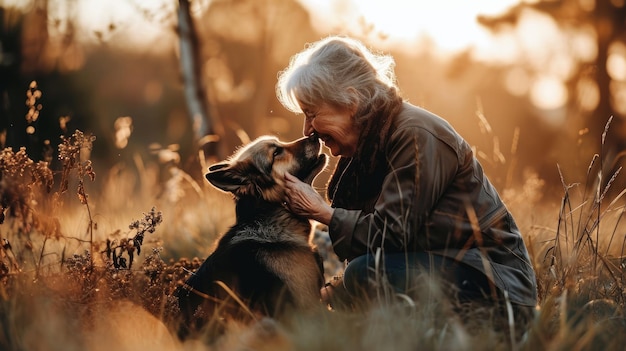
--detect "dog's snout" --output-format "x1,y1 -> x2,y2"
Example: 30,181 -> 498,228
308,132 -> 319,141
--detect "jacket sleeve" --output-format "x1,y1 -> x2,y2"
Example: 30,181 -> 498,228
328,126 -> 461,261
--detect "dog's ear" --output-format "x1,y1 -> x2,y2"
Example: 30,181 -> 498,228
206,158 -> 275,197
205,162 -> 247,193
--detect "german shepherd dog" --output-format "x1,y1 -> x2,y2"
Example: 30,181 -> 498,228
176,134 -> 328,337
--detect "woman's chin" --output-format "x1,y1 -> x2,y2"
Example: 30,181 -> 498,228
327,146 -> 341,157
329,147 -> 348,157
324,141 -> 346,157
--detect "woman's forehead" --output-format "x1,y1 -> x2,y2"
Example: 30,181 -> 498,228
298,101 -> 320,113
303,103 -> 351,117
300,104 -> 316,114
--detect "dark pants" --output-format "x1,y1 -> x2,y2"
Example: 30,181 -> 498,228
334,252 -> 534,337
343,252 -> 496,302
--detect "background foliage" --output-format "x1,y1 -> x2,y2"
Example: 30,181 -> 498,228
1,1 -> 626,350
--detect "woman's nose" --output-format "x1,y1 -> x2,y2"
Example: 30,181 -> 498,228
303,119 -> 314,136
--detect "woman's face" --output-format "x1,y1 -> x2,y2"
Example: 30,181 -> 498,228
301,103 -> 359,157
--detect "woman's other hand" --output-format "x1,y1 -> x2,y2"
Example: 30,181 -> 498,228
283,172 -> 334,225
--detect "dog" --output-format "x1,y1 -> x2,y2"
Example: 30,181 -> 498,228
175,134 -> 328,338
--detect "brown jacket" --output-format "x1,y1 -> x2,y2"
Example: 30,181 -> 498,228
328,102 -> 538,306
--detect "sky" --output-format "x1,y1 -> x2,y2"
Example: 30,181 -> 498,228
5,0 -> 583,112
297,0 -> 521,54
293,0 -> 573,113
3,0 -> 522,56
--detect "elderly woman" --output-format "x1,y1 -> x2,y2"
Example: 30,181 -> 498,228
277,36 -> 537,324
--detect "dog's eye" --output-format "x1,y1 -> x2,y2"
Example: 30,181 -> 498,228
273,147 -> 284,157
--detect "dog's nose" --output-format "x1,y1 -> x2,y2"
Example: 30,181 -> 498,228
308,132 -> 319,141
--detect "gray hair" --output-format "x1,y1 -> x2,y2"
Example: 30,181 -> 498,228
276,36 -> 399,115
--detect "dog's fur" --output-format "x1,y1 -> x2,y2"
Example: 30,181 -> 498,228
176,134 -> 328,337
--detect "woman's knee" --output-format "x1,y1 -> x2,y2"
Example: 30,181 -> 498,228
342,252 -> 495,300
342,253 -> 432,296
342,254 -> 373,296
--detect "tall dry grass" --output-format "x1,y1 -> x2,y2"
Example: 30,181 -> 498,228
1,87 -> 626,350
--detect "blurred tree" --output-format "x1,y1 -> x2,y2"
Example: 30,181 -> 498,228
478,0 -> 626,179
2,1 -> 182,173
138,0 -> 319,161
1,7 -> 23,147
177,0 -> 225,160
1,1 -> 85,164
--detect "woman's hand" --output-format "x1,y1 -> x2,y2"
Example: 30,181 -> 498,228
283,172 -> 334,225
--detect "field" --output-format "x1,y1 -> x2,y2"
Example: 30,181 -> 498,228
1,125 -> 626,351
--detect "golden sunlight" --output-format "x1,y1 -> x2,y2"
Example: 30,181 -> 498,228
10,0 -> 578,114
504,67 -> 531,97
607,42 -> 626,81
12,0 -> 523,57
611,82 -> 626,116
298,0 -> 579,114
530,75 -> 568,112
75,0 -> 174,48
297,0 -> 521,54
114,116 -> 133,149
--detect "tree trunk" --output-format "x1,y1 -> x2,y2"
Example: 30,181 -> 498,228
177,0 -> 224,159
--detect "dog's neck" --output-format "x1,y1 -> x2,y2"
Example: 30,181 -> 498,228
234,196 -> 291,220
234,196 -> 312,235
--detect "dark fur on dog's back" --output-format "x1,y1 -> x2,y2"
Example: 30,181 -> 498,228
175,135 -> 327,338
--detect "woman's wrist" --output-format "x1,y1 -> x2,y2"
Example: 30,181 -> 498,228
314,204 -> 334,225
